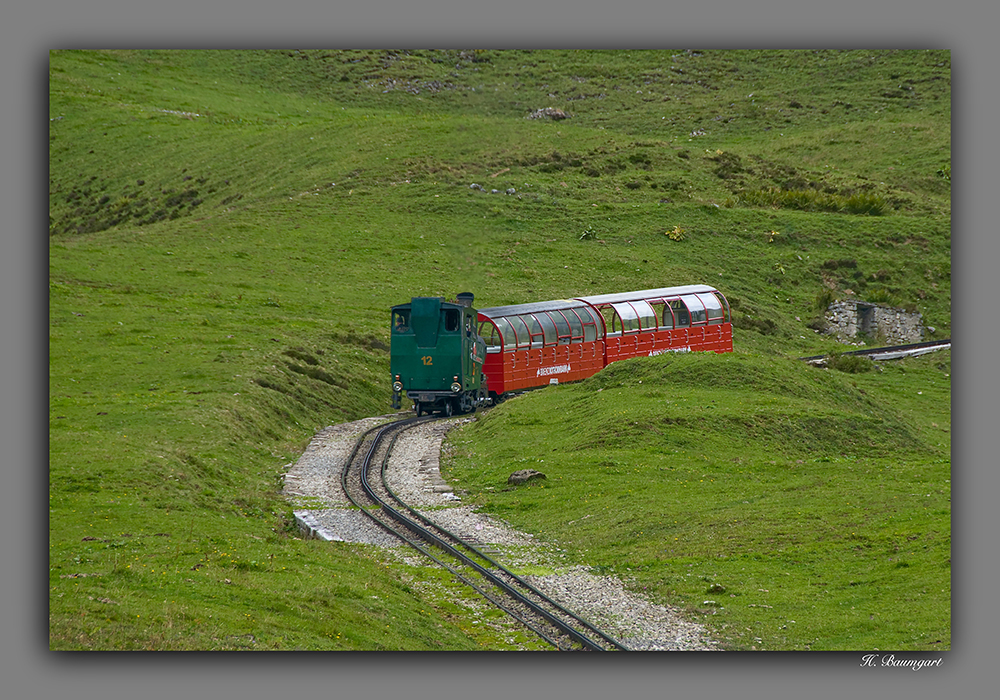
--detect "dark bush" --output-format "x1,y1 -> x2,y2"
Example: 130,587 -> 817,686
734,314 -> 777,335
821,258 -> 857,271
815,289 -> 836,311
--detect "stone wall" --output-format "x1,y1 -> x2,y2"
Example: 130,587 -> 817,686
825,300 -> 924,345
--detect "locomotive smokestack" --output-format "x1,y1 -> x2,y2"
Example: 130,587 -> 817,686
457,292 -> 475,308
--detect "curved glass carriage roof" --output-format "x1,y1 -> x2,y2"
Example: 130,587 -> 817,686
477,298 -> 595,318
478,299 -> 601,349
579,285 -> 727,331
575,284 -> 720,306
476,286 -> 728,350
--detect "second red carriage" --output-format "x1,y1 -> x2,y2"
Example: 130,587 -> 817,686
476,284 -> 732,396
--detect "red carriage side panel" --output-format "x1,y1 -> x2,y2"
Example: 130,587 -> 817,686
478,285 -> 732,397
478,300 -> 605,393
578,285 -> 733,365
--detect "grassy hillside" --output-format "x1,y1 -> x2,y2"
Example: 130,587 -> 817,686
49,49 -> 950,650
444,351 -> 950,650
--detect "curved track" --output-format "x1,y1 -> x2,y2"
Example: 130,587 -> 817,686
799,338 -> 951,365
340,416 -> 627,651
336,339 -> 950,648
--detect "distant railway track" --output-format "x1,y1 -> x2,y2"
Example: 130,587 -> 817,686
798,339 -> 951,365
340,416 -> 627,651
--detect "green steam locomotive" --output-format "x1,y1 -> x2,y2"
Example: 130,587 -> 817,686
390,292 -> 489,416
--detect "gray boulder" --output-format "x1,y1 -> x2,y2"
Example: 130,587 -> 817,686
508,469 -> 547,485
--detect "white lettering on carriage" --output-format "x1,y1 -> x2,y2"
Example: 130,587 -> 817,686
649,347 -> 691,357
537,364 -> 572,377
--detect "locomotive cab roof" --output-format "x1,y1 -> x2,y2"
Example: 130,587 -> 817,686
392,296 -> 474,311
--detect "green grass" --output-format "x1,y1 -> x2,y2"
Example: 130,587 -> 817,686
49,49 -> 949,650
443,351 -> 951,650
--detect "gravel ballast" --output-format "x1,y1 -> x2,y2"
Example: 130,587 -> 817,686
282,414 -> 720,651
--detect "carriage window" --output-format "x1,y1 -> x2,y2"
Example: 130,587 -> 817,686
611,302 -> 641,333
681,295 -> 707,325
668,299 -> 690,327
663,303 -> 676,328
631,300 -> 657,331
547,311 -> 573,344
564,308 -> 585,342
494,317 -> 517,349
717,292 -> 731,322
520,314 -> 545,347
576,306 -> 599,341
479,320 -> 501,349
535,312 -> 557,345
598,306 -> 620,336
509,315 -> 531,349
650,301 -> 671,329
392,310 -> 411,333
697,293 -> 726,324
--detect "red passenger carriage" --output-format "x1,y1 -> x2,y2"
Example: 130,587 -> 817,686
476,284 -> 732,397
476,299 -> 606,395
578,285 -> 732,364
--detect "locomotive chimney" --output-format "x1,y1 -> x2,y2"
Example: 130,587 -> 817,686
456,292 -> 475,308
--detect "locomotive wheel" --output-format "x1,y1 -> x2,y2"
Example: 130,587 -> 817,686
443,401 -> 453,417
415,402 -> 424,417
460,394 -> 474,414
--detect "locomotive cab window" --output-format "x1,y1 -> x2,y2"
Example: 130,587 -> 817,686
392,310 -> 411,333
443,308 -> 461,332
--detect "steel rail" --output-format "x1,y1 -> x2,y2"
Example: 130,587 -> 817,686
798,338 -> 951,363
366,470 -> 613,651
340,416 -> 624,650
376,426 -> 627,651
339,419 -> 569,649
343,418 -> 577,649
357,420 -> 615,650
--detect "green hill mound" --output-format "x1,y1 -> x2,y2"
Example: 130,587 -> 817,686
569,351 -> 926,456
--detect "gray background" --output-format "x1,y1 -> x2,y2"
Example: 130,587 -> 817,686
9,1 -> 991,698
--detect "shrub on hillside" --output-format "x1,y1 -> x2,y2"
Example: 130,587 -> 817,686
726,188 -> 888,215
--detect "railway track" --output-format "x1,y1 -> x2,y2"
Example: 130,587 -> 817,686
340,416 -> 628,651
331,339 -> 950,649
798,338 -> 951,365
